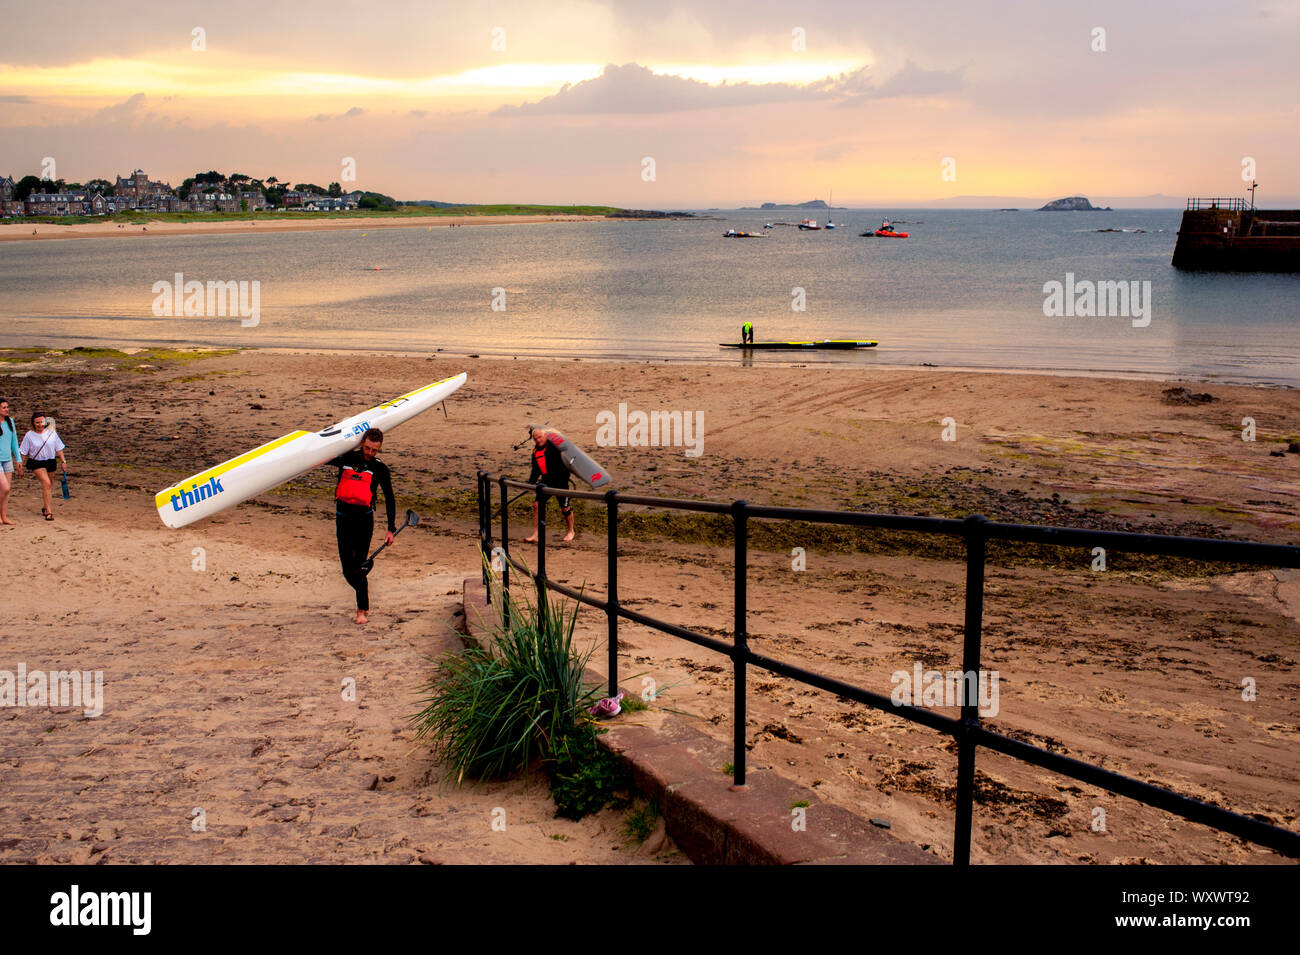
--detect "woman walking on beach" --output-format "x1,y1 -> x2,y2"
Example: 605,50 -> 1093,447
0,399 -> 22,525
19,412 -> 65,522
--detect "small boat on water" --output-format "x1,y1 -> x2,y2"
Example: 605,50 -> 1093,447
798,218 -> 822,231
724,229 -> 766,238
862,218 -> 908,238
719,339 -> 877,350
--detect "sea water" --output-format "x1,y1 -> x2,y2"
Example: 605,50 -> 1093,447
1,209 -> 1296,385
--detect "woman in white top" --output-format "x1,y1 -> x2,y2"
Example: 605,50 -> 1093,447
0,398 -> 22,526
19,412 -> 66,521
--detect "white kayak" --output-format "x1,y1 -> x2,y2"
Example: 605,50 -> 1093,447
156,372 -> 467,528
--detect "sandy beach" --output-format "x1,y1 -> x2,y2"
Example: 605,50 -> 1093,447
1,347 -> 1296,864
0,213 -> 610,243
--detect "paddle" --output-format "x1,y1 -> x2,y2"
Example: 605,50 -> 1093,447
361,509 -> 418,575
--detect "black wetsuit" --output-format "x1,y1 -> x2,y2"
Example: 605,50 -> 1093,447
330,450 -> 396,611
528,440 -> 572,513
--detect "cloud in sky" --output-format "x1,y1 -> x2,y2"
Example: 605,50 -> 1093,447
495,60 -> 966,115
312,106 -> 367,121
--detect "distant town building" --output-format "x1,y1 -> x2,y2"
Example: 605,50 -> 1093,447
0,175 -> 15,202
303,195 -> 357,211
114,168 -> 173,201
25,193 -> 86,215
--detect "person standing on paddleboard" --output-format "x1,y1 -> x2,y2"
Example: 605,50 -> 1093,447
329,428 -> 396,625
741,321 -> 754,345
0,399 -> 22,526
19,412 -> 65,522
523,425 -> 575,543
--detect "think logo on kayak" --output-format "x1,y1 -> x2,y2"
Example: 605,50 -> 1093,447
1042,273 -> 1151,328
151,271 -> 261,327
168,475 -> 225,512
595,403 -> 704,457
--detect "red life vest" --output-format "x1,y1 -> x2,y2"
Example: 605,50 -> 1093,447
533,446 -> 549,476
335,467 -> 374,507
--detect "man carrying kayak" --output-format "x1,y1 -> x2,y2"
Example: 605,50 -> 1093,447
329,428 -> 395,625
523,425 -> 575,543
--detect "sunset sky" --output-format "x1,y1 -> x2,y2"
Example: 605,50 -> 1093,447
2,0 -> 1297,206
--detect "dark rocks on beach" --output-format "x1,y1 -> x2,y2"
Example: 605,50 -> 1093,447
1287,442 -> 1300,454
1270,450 -> 1286,457
1161,387 -> 1217,405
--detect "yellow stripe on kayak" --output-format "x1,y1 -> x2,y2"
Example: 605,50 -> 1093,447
367,374 -> 461,414
154,430 -> 309,510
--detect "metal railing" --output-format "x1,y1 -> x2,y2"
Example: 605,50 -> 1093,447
475,471 -> 1300,864
1186,197 -> 1248,212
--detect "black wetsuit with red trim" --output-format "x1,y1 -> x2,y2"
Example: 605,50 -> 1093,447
330,449 -> 396,611
528,440 -> 572,512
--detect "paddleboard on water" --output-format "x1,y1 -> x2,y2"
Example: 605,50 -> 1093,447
719,340 -> 878,350
155,373 -> 468,529
541,430 -> 611,488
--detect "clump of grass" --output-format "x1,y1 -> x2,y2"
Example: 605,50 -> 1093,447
621,694 -> 649,712
622,799 -> 660,843
411,561 -> 629,818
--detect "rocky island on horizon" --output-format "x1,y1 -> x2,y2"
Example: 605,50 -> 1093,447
740,199 -> 845,211
1038,195 -> 1113,211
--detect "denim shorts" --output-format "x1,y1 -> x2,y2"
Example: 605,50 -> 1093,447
0,459 -> 11,474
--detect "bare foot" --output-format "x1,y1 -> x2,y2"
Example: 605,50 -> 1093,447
562,532 -> 575,542
354,610 -> 368,625
0,517 -> 13,526
522,535 -> 538,543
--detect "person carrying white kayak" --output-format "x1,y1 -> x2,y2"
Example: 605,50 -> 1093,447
328,428 -> 396,625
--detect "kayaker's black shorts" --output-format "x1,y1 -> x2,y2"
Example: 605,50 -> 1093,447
30,458 -> 57,472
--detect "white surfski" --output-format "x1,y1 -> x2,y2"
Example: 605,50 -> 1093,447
156,372 -> 467,529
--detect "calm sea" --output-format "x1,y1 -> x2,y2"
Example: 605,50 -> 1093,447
2,209 -> 1297,385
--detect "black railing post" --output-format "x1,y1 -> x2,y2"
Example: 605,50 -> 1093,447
535,482 -> 548,610
954,513 -> 989,865
498,476 -> 511,631
732,499 -> 749,788
478,471 -> 489,587
606,489 -> 620,698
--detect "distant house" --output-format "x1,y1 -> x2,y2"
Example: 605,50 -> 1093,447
282,189 -> 305,207
1,199 -> 23,217
239,190 -> 267,210
303,195 -> 357,211
114,168 -> 175,201
0,175 -> 15,202
89,192 -> 108,215
25,192 -> 88,215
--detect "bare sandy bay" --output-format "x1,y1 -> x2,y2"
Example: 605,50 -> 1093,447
0,347 -> 1296,864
